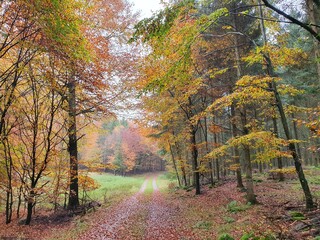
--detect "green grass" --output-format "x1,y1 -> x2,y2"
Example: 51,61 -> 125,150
86,173 -> 145,203
193,220 -> 213,230
144,178 -> 154,195
226,201 -> 251,213
79,172 -> 175,204
157,173 -> 177,192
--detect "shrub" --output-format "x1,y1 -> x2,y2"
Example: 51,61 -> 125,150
223,216 -> 235,223
289,211 -> 306,220
193,221 -> 212,230
227,200 -> 251,213
218,233 -> 234,240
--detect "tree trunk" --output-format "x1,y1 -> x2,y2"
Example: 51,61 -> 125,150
25,202 -> 33,225
231,7 -> 245,188
25,189 -> 35,225
169,143 -> 181,187
240,108 -> 257,204
292,112 -> 302,161
209,161 -> 214,186
259,0 -> 314,208
17,185 -> 23,218
243,145 -> 257,203
272,117 -> 284,181
273,83 -> 314,208
176,141 -> 188,186
203,116 -> 215,186
231,104 -> 244,189
214,133 -> 220,181
4,135 -> 13,224
190,127 -> 200,194
68,77 -> 79,209
5,189 -> 12,224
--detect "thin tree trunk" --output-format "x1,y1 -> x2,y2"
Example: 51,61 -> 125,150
273,83 -> 314,208
5,189 -> 13,224
203,116 -> 214,186
5,154 -> 13,224
258,0 -> 314,208
241,110 -> 257,204
243,145 -> 256,203
169,143 -> 181,187
176,142 -> 187,186
231,104 -> 244,189
68,77 -> 79,209
17,185 -> 23,218
292,112 -> 302,160
272,117 -> 284,181
190,127 -> 200,194
213,133 -> 220,181
231,7 -> 245,188
181,164 -> 187,187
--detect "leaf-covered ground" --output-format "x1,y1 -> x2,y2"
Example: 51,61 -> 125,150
1,172 -> 320,239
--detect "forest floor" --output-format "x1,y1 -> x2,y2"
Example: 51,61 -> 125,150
1,170 -> 320,239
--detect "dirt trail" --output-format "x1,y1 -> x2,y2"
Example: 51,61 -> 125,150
79,175 -> 187,240
79,178 -> 150,240
144,177 -> 181,240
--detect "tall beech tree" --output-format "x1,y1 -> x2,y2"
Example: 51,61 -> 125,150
256,1 -> 314,208
36,0 -> 137,209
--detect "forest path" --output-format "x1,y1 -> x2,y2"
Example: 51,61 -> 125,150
79,174 -> 185,240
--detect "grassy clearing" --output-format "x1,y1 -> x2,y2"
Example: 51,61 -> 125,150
157,172 -> 177,192
81,172 -> 175,203
85,172 -> 145,204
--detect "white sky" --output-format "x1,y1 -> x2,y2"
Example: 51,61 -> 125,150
131,0 -> 163,18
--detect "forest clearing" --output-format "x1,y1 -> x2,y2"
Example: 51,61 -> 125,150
1,0 -> 320,239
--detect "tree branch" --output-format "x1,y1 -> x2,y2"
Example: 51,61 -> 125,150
261,0 -> 320,42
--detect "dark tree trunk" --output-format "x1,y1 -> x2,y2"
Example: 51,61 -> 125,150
209,161 -> 214,186
292,112 -> 302,160
68,77 -> 79,209
272,117 -> 284,181
259,0 -> 314,208
169,143 -> 181,187
26,202 -> 33,225
5,190 -> 12,224
4,133 -> 13,224
271,44 -> 314,209
203,116 -> 214,186
25,189 -> 35,225
190,127 -> 200,195
213,133 -> 220,181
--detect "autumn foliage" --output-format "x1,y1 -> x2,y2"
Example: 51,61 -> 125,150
0,1 -> 320,239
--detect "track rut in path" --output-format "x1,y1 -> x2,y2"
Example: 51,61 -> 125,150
79,175 -> 193,240
79,178 -> 150,240
143,177 -> 182,240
